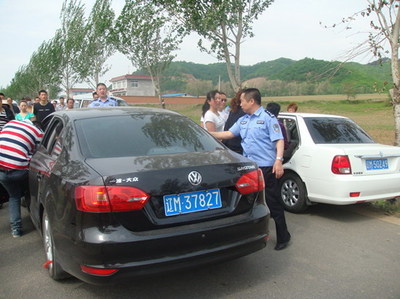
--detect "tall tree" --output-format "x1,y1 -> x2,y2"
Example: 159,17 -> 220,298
26,38 -> 62,95
78,0 -> 115,89
56,0 -> 87,97
335,1 -> 400,145
155,0 -> 274,92
115,1 -> 183,103
4,38 -> 61,99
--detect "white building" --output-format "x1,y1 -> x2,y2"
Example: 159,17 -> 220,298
67,88 -> 94,97
109,74 -> 155,96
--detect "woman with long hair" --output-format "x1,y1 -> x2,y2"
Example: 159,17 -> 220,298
201,90 -> 225,132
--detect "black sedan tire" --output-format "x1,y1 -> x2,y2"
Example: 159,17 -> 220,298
42,210 -> 70,280
279,173 -> 308,213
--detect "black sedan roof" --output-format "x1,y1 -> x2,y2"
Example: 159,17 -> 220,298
52,107 -> 180,121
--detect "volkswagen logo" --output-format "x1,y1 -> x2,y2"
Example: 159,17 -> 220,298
188,171 -> 202,185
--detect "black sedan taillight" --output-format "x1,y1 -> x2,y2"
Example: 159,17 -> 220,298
235,169 -> 265,194
75,186 -> 150,212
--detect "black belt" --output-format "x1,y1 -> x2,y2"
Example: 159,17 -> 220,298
0,168 -> 15,173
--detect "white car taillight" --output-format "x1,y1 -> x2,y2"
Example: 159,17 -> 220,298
331,155 -> 352,175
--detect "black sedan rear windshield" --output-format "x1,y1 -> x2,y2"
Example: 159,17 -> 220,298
304,117 -> 375,144
75,114 -> 222,158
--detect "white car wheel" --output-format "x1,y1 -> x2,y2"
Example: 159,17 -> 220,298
280,173 -> 308,213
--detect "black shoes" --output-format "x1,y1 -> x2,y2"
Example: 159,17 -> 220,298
274,233 -> 291,251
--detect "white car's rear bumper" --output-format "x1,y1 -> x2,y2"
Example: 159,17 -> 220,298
305,173 -> 400,205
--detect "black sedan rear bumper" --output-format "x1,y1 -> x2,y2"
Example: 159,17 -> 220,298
55,209 -> 269,285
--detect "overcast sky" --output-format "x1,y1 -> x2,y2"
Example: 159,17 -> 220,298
0,0 -> 376,89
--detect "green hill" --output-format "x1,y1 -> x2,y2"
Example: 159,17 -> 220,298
134,57 -> 393,96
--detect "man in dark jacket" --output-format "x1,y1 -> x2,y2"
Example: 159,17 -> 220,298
6,97 -> 20,115
0,93 -> 15,131
33,89 -> 55,124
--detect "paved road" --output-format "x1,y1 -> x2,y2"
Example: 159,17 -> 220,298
0,203 -> 399,299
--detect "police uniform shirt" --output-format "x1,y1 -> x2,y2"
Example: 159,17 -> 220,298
88,97 -> 117,107
229,106 -> 283,167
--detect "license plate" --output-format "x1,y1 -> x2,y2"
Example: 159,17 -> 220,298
366,158 -> 388,170
163,189 -> 222,216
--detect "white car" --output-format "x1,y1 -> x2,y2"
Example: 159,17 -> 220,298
278,113 -> 400,212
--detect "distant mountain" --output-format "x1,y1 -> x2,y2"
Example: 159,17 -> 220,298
134,57 -> 392,96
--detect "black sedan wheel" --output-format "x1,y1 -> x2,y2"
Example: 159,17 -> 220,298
42,210 -> 69,280
279,173 -> 308,213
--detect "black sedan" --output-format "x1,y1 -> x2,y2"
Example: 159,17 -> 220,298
28,107 -> 269,285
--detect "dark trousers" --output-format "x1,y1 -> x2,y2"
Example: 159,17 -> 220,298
261,167 -> 290,244
0,169 -> 29,231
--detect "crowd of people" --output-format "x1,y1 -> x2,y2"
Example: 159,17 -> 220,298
0,83 -> 116,133
0,90 -> 76,133
0,90 -> 58,237
0,83 -> 119,238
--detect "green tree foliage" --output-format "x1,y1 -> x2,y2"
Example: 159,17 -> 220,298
185,79 -> 214,97
78,0 -> 115,89
56,0 -> 87,97
149,57 -> 391,96
343,82 -> 357,101
115,0 -> 183,102
330,0 -> 400,144
154,0 -> 274,92
3,38 -> 61,99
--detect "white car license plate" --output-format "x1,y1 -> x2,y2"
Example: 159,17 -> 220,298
366,158 -> 388,170
163,189 -> 222,216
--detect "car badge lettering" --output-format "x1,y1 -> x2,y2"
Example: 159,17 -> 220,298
188,171 -> 202,185
237,165 -> 256,171
115,177 -> 139,184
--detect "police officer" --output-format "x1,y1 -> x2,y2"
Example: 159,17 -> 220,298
211,88 -> 291,250
88,83 -> 117,107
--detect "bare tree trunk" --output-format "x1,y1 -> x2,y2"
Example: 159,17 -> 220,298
146,66 -> 163,107
220,18 -> 242,92
393,103 -> 400,145
389,87 -> 400,145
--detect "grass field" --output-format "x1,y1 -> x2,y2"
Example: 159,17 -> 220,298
266,93 -> 389,102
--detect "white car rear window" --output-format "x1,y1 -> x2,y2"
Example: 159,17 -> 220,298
304,117 -> 375,144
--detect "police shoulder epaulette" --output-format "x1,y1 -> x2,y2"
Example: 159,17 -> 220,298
265,110 -> 275,118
